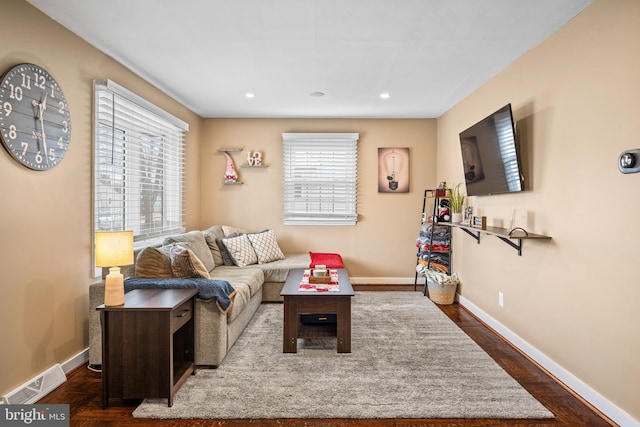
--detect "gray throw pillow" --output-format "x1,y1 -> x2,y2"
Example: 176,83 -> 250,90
216,233 -> 238,266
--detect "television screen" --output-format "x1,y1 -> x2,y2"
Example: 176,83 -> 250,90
458,104 -> 524,196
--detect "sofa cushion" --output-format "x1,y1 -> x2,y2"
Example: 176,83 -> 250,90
210,266 -> 264,298
221,234 -> 258,267
169,244 -> 211,279
203,225 -> 225,266
243,253 -> 311,282
163,231 -> 216,272
247,229 -> 285,264
134,245 -> 174,278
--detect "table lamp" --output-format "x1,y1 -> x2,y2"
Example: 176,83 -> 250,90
95,231 -> 134,306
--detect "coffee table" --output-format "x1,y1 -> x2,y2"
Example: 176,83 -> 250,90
280,268 -> 354,353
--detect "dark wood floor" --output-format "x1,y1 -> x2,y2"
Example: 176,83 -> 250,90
38,287 -> 614,426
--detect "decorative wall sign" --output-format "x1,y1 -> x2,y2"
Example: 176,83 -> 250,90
378,147 -> 409,193
247,150 -> 262,166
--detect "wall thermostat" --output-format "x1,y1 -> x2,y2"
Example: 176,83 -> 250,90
618,149 -> 640,174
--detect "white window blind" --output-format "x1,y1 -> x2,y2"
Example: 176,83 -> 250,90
282,133 -> 358,226
93,80 -> 188,245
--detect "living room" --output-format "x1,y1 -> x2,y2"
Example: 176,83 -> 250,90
1,0 -> 638,425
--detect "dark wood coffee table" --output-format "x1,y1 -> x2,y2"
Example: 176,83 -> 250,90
280,268 -> 354,353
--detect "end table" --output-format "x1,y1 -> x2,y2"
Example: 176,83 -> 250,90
97,288 -> 198,408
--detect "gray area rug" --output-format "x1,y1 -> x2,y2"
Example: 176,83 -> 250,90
134,291 -> 553,419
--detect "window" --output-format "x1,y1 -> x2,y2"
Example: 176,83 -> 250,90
93,80 -> 188,246
282,133 -> 358,226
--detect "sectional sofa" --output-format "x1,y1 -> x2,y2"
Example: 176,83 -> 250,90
88,225 -> 310,369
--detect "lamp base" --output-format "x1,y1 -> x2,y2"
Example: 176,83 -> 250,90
104,267 -> 125,306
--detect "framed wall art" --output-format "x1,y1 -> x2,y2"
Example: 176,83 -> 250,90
378,147 -> 409,193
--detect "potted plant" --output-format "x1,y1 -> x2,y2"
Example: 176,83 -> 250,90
447,183 -> 465,223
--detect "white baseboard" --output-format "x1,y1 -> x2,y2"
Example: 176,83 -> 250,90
350,276 -> 424,285
458,295 -> 639,427
61,348 -> 89,374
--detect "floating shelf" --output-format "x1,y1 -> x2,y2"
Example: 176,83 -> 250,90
240,164 -> 269,168
217,148 -> 242,152
441,222 -> 551,256
223,181 -> 243,185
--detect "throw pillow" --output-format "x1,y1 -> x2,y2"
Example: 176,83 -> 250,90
134,245 -> 173,278
203,225 -> 225,266
247,229 -> 285,264
163,230 -> 216,273
169,244 -> 211,279
220,234 -> 258,267
222,225 -> 247,237
216,233 -> 238,266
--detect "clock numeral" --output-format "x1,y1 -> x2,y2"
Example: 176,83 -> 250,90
3,102 -> 12,117
62,121 -> 69,133
57,136 -> 64,149
35,150 -> 43,164
50,84 -> 56,99
9,84 -> 23,101
48,147 -> 56,162
34,73 -> 46,90
21,141 -> 29,157
58,101 -> 65,114
20,73 -> 32,90
8,125 -> 17,140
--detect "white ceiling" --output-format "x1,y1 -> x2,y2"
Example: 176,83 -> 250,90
27,0 -> 593,118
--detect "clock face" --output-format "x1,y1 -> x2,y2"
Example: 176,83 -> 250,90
0,63 -> 72,170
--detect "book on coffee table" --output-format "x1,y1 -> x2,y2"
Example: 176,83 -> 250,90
299,269 -> 339,292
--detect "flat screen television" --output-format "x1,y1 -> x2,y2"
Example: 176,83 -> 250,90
458,103 -> 524,196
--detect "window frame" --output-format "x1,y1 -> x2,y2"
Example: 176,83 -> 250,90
282,132 -> 359,226
93,79 -> 188,258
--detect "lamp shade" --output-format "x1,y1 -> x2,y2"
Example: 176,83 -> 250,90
95,231 -> 134,267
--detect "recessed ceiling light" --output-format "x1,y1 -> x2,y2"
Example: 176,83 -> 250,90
380,92 -> 391,99
310,91 -> 325,97
245,92 -> 255,98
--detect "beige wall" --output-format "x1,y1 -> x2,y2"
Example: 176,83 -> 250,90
0,0 -> 203,396
200,119 -> 437,279
437,0 -> 639,421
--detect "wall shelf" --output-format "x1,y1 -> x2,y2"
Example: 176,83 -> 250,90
217,148 -> 242,152
240,164 -> 269,168
442,222 -> 551,256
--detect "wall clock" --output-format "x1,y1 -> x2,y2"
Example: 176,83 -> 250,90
0,63 -> 71,170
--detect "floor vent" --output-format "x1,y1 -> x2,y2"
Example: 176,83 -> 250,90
3,364 -> 66,404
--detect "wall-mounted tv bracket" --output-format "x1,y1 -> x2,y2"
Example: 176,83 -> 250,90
618,148 -> 640,174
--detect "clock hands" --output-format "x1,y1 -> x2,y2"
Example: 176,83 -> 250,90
31,94 -> 49,163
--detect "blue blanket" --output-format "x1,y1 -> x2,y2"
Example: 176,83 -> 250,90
124,277 -> 236,312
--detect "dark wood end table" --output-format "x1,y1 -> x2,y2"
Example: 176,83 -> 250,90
97,288 -> 198,408
280,268 -> 354,353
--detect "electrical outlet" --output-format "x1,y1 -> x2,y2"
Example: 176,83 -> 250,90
498,292 -> 504,307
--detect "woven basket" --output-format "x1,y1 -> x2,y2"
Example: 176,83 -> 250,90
427,281 -> 457,305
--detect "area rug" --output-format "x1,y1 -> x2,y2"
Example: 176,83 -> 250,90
133,291 -> 553,420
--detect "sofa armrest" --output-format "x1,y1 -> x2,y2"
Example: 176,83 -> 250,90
88,280 -> 105,367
